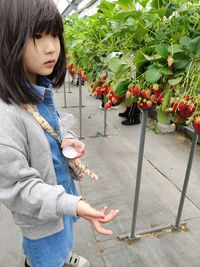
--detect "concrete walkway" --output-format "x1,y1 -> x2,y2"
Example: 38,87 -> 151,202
1,81 -> 200,267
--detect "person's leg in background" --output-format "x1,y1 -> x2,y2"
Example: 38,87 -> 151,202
118,106 -> 130,118
121,102 -> 141,125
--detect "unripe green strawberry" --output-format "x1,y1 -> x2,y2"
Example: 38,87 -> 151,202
126,90 -> 132,99
167,55 -> 174,66
146,100 -> 153,108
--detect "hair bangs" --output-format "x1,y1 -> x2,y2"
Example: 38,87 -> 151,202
33,1 -> 63,37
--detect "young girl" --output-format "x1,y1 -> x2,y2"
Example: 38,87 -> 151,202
0,0 -> 119,266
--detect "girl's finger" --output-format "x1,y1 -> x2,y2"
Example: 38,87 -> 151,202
99,209 -> 119,223
100,206 -> 108,214
91,219 -> 113,235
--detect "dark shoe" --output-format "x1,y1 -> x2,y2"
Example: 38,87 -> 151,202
121,119 -> 141,126
118,111 -> 128,118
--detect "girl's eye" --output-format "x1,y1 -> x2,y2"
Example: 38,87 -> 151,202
52,33 -> 59,38
34,34 -> 42,39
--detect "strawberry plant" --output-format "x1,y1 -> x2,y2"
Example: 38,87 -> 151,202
64,0 -> 200,122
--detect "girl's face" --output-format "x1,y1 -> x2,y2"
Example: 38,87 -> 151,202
23,33 -> 61,84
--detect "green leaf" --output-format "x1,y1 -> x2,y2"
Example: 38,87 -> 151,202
137,0 -> 150,8
141,53 -> 161,61
135,23 -> 148,42
179,36 -> 191,49
151,0 -> 165,9
190,36 -> 200,56
108,57 -> 124,73
165,3 -> 179,18
157,109 -> 169,124
196,87 -> 200,94
168,76 -> 183,85
134,50 -> 146,70
125,96 -> 134,107
145,65 -> 161,83
115,64 -> 131,80
97,1 -> 115,13
160,67 -> 173,75
115,0 -> 134,10
155,44 -> 168,58
168,44 -> 183,54
114,80 -> 130,97
173,53 -> 192,69
161,90 -> 173,111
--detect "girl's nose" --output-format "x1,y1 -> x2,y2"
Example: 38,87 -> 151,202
45,38 -> 56,54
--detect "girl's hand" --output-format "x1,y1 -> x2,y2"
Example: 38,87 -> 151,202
77,200 -> 119,235
61,139 -> 85,158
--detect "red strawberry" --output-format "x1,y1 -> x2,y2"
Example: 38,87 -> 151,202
152,84 -> 162,97
105,101 -> 112,110
150,94 -> 157,103
132,86 -> 140,96
111,96 -> 118,104
102,74 -> 107,80
184,95 -> 190,101
157,93 -> 164,103
168,65 -> 174,71
193,115 -> 200,132
185,104 -> 195,118
141,89 -> 150,99
103,85 -> 109,96
178,101 -> 187,113
95,87 -> 102,98
98,81 -> 104,87
70,70 -> 75,76
82,74 -> 86,81
172,102 -> 178,111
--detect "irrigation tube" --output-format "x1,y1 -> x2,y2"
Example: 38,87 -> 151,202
175,131 -> 198,230
130,109 -> 148,239
78,73 -> 83,139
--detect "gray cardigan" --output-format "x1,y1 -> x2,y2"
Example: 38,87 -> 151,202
0,100 -> 81,239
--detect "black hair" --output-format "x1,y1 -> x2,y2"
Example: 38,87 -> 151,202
0,0 -> 66,105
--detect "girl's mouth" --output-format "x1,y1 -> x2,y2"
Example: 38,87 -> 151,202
44,60 -> 56,67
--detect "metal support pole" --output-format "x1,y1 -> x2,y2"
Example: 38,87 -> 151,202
63,79 -> 67,108
68,71 -> 72,93
78,73 -> 83,139
175,131 -> 198,230
103,108 -> 107,136
130,109 -> 148,239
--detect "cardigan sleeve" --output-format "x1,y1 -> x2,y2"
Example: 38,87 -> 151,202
0,104 -> 81,220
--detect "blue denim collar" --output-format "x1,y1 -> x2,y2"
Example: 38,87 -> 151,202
33,76 -> 52,101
